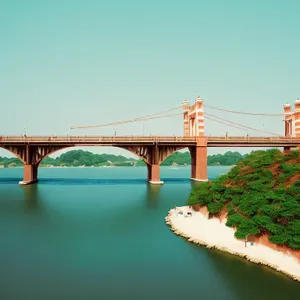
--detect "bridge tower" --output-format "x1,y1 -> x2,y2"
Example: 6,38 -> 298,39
283,98 -> 300,138
182,96 -> 205,137
182,96 -> 208,182
195,96 -> 205,137
182,100 -> 190,137
294,98 -> 300,138
284,103 -> 292,136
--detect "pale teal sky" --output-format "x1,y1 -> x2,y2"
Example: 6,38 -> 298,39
0,0 -> 299,157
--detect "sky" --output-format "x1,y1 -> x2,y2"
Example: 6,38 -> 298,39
0,0 -> 299,158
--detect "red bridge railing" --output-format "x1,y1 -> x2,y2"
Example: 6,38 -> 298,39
0,136 -> 197,143
0,136 -> 299,144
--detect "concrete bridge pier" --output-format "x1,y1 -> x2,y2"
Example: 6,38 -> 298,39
146,145 -> 164,185
147,164 -> 163,185
125,144 -> 181,185
189,138 -> 208,182
19,164 -> 38,185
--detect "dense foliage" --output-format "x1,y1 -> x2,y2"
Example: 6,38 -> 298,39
0,150 -> 244,167
187,149 -> 300,249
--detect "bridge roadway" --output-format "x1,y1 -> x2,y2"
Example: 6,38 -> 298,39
1,135 -> 300,147
0,135 -> 299,185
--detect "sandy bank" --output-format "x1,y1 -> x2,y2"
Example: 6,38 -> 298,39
165,206 -> 300,282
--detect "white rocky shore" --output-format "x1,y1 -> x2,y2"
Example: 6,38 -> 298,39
165,206 -> 300,282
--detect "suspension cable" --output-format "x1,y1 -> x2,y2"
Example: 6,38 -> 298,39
205,115 -> 248,132
203,104 -> 284,116
70,110 -> 182,130
205,112 -> 281,136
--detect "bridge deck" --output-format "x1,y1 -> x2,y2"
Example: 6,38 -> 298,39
0,136 -> 299,147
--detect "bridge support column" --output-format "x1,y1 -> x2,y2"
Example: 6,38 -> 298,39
15,144 -> 65,185
19,164 -> 38,185
190,138 -> 208,182
123,144 -> 182,185
147,164 -> 163,185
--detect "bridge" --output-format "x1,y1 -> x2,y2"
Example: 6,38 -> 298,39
1,96 -> 300,185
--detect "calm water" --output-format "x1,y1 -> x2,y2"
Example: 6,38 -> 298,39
0,166 -> 299,300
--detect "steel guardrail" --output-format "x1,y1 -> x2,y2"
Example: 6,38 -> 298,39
0,136 -> 299,144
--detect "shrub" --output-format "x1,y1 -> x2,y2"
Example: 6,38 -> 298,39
286,182 -> 300,196
287,236 -> 300,249
207,201 -> 224,214
187,182 -> 213,205
269,234 -> 288,245
265,223 -> 284,235
234,219 -> 260,239
227,203 -> 235,216
253,215 -> 273,228
226,213 -> 245,227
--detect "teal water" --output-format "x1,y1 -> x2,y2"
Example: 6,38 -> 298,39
0,166 -> 299,300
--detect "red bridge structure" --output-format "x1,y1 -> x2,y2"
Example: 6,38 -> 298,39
0,96 -> 300,185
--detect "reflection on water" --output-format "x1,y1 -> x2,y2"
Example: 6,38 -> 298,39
145,184 -> 162,209
22,184 -> 39,209
37,178 -> 191,185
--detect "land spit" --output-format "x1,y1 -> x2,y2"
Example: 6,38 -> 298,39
165,206 -> 300,282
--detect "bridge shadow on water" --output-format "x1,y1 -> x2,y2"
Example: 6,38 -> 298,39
0,178 -> 22,184
0,177 -> 215,185
0,177 -> 191,185
37,177 -> 191,185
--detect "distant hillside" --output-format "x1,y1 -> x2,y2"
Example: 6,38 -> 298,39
139,151 -> 244,166
208,151 -> 245,166
161,152 -> 191,166
0,150 -> 244,167
41,150 -> 135,167
187,149 -> 300,250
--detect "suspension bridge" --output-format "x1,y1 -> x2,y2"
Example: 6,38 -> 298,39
0,96 -> 299,185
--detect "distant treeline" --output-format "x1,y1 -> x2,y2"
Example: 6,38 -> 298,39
160,151 -> 245,166
0,150 -> 245,168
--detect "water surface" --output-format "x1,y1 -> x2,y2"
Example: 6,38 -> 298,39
0,166 -> 299,300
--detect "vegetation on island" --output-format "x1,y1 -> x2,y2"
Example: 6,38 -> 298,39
187,149 -> 300,250
0,150 -> 245,168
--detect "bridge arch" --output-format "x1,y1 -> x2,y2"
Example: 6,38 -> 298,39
0,146 -> 26,164
36,146 -> 72,166
39,146 -> 143,167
